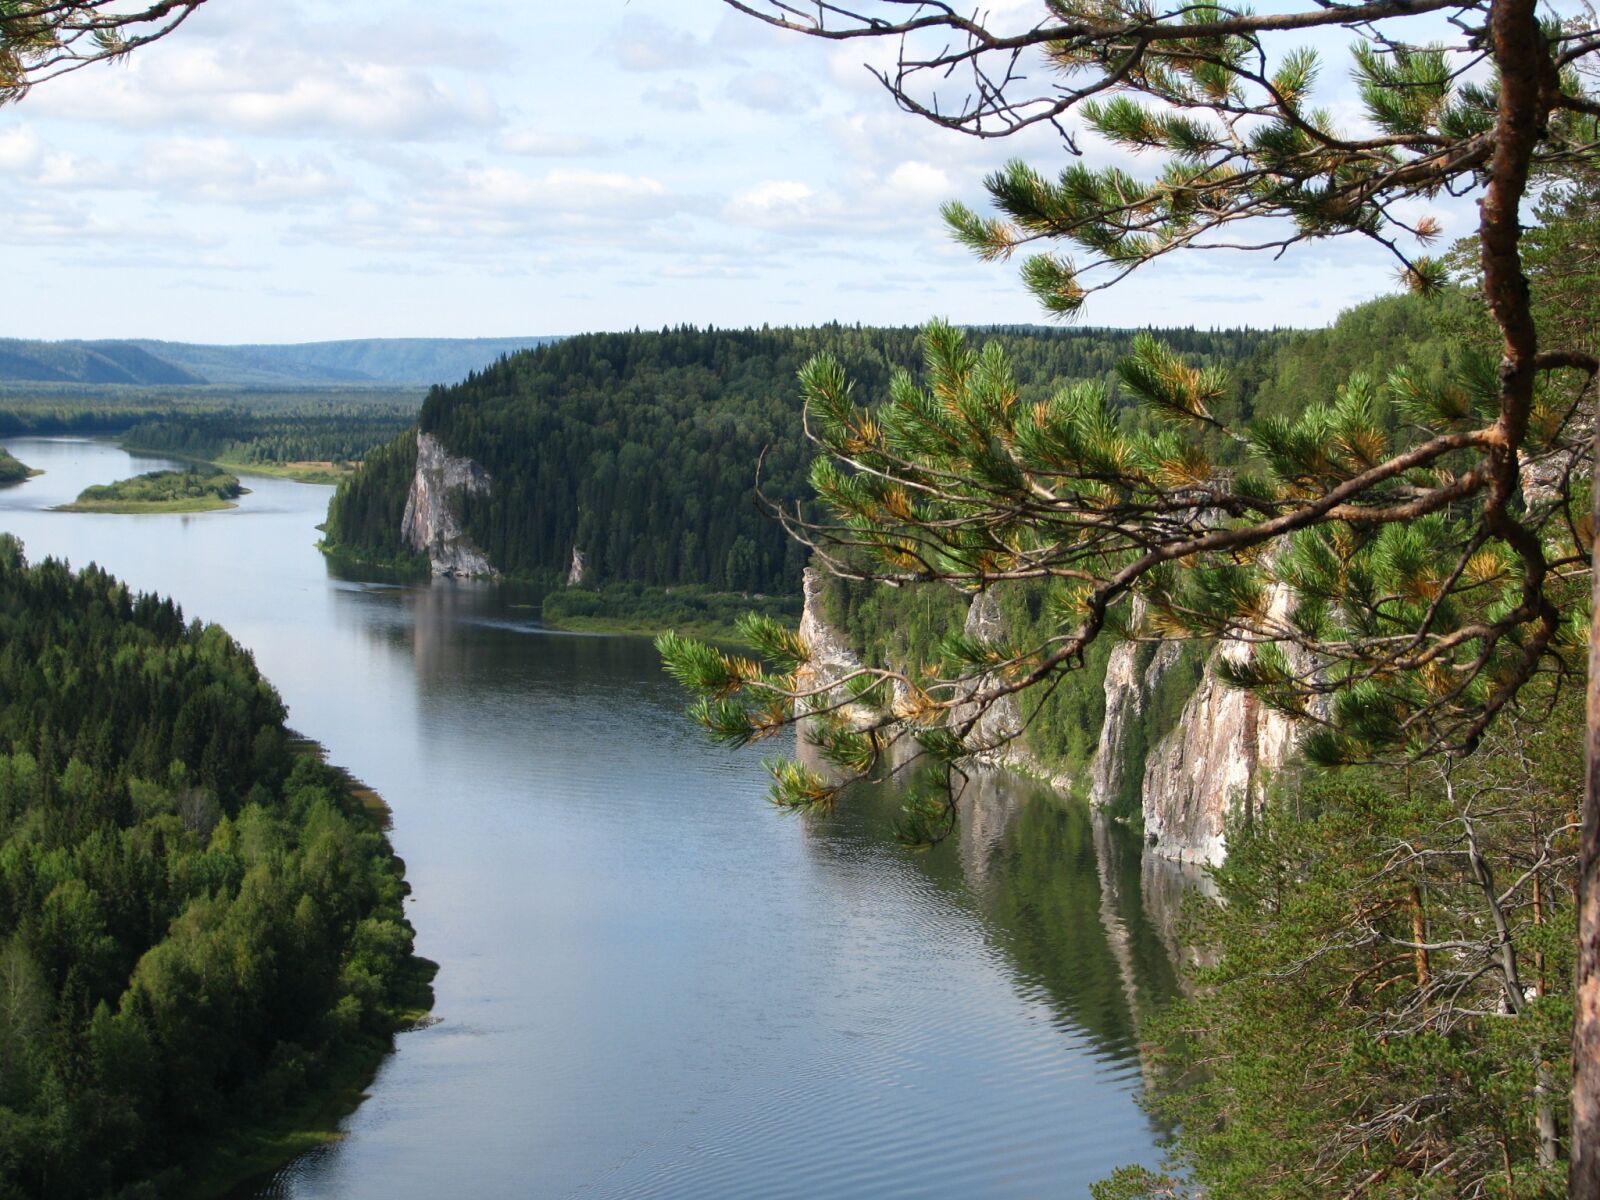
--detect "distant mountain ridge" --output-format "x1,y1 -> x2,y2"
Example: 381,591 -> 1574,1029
0,336 -> 561,387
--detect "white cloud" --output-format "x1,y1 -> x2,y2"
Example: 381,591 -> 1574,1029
727,71 -> 819,114
33,46 -> 500,141
613,16 -> 709,73
494,130 -> 605,157
424,166 -> 680,216
642,81 -> 701,113
0,126 -> 42,171
886,161 -> 954,200
139,138 -> 348,205
723,180 -> 848,234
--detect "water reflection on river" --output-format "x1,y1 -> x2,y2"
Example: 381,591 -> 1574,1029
0,437 -> 1201,1199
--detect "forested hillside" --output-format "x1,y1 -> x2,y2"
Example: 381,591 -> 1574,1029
0,342 -> 202,387
323,324 -> 1290,592
0,337 -> 558,387
0,538 -> 428,1199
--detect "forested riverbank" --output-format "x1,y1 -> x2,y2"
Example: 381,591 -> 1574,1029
0,535 -> 431,1199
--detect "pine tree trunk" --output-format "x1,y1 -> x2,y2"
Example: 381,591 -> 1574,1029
1575,441 -> 1600,1194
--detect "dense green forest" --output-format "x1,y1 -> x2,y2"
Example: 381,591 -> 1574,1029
122,410 -> 415,470
0,386 -> 418,442
324,324 -> 1293,591
1098,694 -> 1581,1199
0,537 -> 427,1199
0,388 -> 419,483
62,468 -> 244,514
0,449 -> 33,486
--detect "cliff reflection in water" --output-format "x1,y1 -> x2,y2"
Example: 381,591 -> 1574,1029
797,743 -> 1197,1067
382,576 -> 1203,1076
384,575 -> 1203,1075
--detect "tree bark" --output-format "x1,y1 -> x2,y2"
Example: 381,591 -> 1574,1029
1576,412 -> 1600,1194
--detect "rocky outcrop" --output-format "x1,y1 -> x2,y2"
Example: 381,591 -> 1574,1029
401,432 -> 496,578
795,567 -> 876,727
795,567 -> 1305,868
950,589 -> 1025,758
1139,586 -> 1301,865
1088,601 -> 1183,810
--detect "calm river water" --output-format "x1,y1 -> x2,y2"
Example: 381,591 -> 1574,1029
0,436 -> 1193,1199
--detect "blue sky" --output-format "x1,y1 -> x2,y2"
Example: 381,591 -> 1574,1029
3,0 -> 1477,342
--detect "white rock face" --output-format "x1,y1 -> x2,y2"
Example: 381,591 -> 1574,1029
795,567 -> 1306,869
1139,586 -> 1301,865
401,432 -> 497,578
1088,602 -> 1183,809
949,588 -> 1025,758
794,567 -> 876,727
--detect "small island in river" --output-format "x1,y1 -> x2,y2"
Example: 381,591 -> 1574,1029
57,465 -> 246,513
0,447 -> 40,486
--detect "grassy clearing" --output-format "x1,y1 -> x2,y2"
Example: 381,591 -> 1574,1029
540,583 -> 800,647
215,458 -> 355,485
56,466 -> 246,513
0,447 -> 40,486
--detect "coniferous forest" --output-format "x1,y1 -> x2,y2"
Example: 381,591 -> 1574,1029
0,537 -> 427,1199
324,324 -> 1297,590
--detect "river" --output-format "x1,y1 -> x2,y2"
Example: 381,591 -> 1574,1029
0,436 -> 1193,1199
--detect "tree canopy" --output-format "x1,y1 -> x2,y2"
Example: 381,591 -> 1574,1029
0,537 -> 427,1198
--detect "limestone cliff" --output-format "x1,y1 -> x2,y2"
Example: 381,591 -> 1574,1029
566,546 -> 588,587
949,589 -> 1025,759
794,568 -> 1303,868
794,567 -> 876,727
401,432 -> 497,578
1139,587 -> 1302,865
1087,604 -> 1184,811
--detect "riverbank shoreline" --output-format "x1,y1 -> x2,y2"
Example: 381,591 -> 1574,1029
180,737 -> 438,1200
54,494 -> 242,513
319,543 -> 799,645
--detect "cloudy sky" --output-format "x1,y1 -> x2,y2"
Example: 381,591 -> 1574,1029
3,0 -> 1474,343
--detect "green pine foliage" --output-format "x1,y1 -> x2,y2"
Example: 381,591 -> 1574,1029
323,325 -> 1292,590
657,289 -> 1484,833
0,536 -> 427,1198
